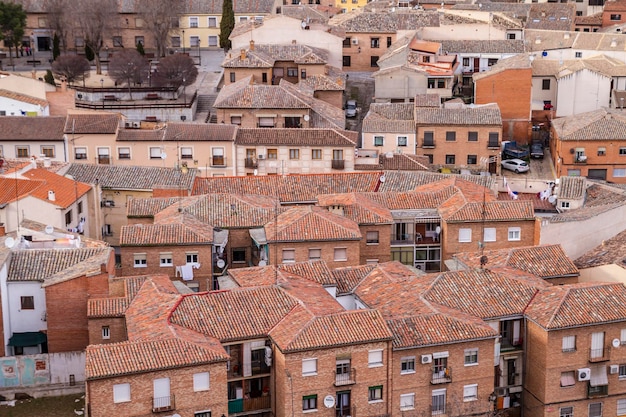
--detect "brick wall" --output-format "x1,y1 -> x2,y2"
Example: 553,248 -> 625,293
88,317 -> 127,346
86,363 -> 228,417
268,239 -> 361,269
342,34 -> 395,72
359,224 -> 392,264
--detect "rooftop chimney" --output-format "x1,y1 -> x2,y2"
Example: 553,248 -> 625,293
250,40 -> 255,51
240,49 -> 247,60
48,190 -> 56,201
328,205 -> 344,216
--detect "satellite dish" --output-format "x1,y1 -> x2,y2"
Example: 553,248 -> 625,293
259,260 -> 267,266
380,175 -> 386,183
160,152 -> 167,160
613,338 -> 621,348
323,395 -> 336,408
548,195 -> 557,204
435,226 -> 441,234
253,169 -> 258,176
303,115 -> 310,121
217,259 -> 225,268
45,225 -> 54,234
4,237 -> 15,248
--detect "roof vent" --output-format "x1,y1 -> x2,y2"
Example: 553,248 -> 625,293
48,190 -> 56,201
611,39 -> 617,48
564,33 -> 570,39
535,37 -> 541,44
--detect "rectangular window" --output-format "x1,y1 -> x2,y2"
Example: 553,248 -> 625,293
186,253 -> 198,263
230,116 -> 241,125
589,403 -> 602,417
208,17 -> 217,27
400,393 -> 415,410
368,349 -> 383,367
597,147 -> 606,156
611,14 -> 622,20
468,131 -> 478,141
615,402 -> 625,417
283,249 -> 295,263
542,79 -> 551,90
308,248 -> 321,260
343,37 -> 351,47
118,147 -> 131,159
208,36 -> 218,47
41,146 -> 55,157
78,201 -> 83,215
102,326 -> 110,339
287,68 -> 298,77
343,56 -> 351,67
401,357 -> 415,374
371,37 -> 380,48
171,36 -> 181,47
619,364 -> 626,378
459,228 -> 472,242
575,52 -> 582,58
193,372 -> 210,391
483,228 -> 496,242
621,329 -> 626,344
20,296 -> 34,310
181,147 -> 193,159
432,389 -> 447,415
134,253 -> 147,268
374,136 -> 384,146
467,155 -> 477,165
311,149 -> 322,160
334,247 -> 347,261
267,149 -> 277,159
112,36 -> 123,47
369,385 -> 383,402
488,132 -> 499,147
508,227 -> 521,241
397,136 -> 408,147
445,154 -> 455,164
387,36 -> 392,46
16,146 -> 29,158
464,348 -> 478,365
113,383 -> 131,403
160,253 -> 173,267
97,147 -> 110,164
463,384 -> 478,401
560,371 -> 575,387
65,211 -> 72,225
212,147 -> 225,166
446,131 -> 456,141
262,72 -> 268,83
371,56 -> 379,67
366,231 -> 379,244
232,248 -> 246,263
560,407 -> 574,417
230,72 -> 235,82
614,168 -> 626,178
333,149 -> 343,160
302,358 -> 317,376
620,148 -> 626,155
303,394 -> 317,411
189,16 -> 199,27
424,131 -> 434,146
150,147 -> 162,159
289,149 -> 300,159
301,69 -> 306,79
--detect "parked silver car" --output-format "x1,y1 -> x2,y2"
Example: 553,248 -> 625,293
345,100 -> 357,118
501,158 -> 530,173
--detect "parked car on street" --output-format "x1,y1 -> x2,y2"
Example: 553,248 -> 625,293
531,142 -> 544,159
345,100 -> 357,118
501,158 -> 529,173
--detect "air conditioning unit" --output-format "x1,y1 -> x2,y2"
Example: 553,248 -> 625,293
102,200 -> 115,207
132,121 -> 141,128
610,364 -> 620,374
351,38 -> 359,45
495,387 -> 508,396
124,121 -> 133,128
257,154 -> 265,159
421,354 -> 432,364
577,368 -> 591,381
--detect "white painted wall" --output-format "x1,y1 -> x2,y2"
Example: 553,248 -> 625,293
361,132 -> 417,155
0,141 -> 66,161
556,70 -> 611,117
49,351 -> 86,384
0,97 -> 47,116
374,67 -> 428,101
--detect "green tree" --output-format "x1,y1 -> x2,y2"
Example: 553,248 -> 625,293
219,0 -> 234,51
52,33 -> 61,60
0,1 -> 27,68
136,40 -> 145,56
44,69 -> 56,86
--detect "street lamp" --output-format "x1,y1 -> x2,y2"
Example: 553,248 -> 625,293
31,33 -> 36,69
182,30 -> 185,54
198,39 -> 201,65
100,78 -> 104,88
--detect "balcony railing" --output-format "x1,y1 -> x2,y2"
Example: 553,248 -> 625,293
589,346 -> 610,362
212,156 -> 226,167
588,383 -> 608,398
98,156 -> 110,165
245,157 -> 258,168
152,394 -> 175,413
228,395 -> 271,414
431,367 -> 452,384
423,140 -> 435,148
334,368 -> 356,386
332,159 -> 345,170
487,141 -> 500,149
430,403 -> 449,416
575,156 -> 588,164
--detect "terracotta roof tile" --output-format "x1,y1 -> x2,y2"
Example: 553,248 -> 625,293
127,197 -> 179,218
316,193 -> 394,224
526,3 -> 576,31
553,108 -> 626,140
0,89 -> 48,107
223,44 -> 328,68
525,282 -> 626,329
574,228 -> 626,269
163,122 -> 238,142
265,206 -> 361,242
415,105 -> 502,125
185,193 -> 283,228
65,163 -> 195,190
21,168 -> 91,208
64,113 -> 121,134
8,247 -> 111,282
377,171 -> 495,192
444,200 -> 535,222
0,177 -> 47,205
279,260 -> 337,286
120,220 -> 213,246
0,116 -> 64,140
355,154 -> 432,172
228,265 -> 280,287
558,176 -> 586,199
184,0 -> 276,14
362,103 -> 415,133
330,9 -> 439,33
116,128 -> 165,142
332,264 -> 376,295
440,39 -> 525,54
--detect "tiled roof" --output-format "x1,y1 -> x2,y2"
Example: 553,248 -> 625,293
264,206 -> 362,242
453,245 -> 579,279
223,44 -> 328,68
440,39 -> 525,54
526,3 -> 576,31
415,105 -> 502,125
279,260 -> 337,286
185,193 -> 283,228
64,113 -> 121,134
0,89 -> 48,107
21,168 -> 91,208
423,268 -> 549,319
316,193 -> 394,225
414,94 -> 442,108
228,265 -> 281,287
473,53 -> 532,81
235,128 -> 356,146
120,218 -> 214,246
575,13 -> 602,25
7,248 -> 111,282
552,108 -> 626,141
330,9 -> 439,33
183,0 -> 276,14
525,282 -> 626,329
355,153 -> 431,172
558,176 -> 586,199
64,163 -> 196,190
279,79 -> 345,129
214,76 -> 309,109
332,264 -> 376,295
88,275 -> 151,318
298,70 -> 346,92
387,312 -> 498,349
377,171 -> 495,192
444,200 -> 535,222
127,197 -> 179,218
574,227 -> 626,269
162,122 -> 238,142
192,172 -> 382,203
0,177 -> 49,205
0,116 -> 64,140
362,103 -> 415,133
530,55 -> 626,79
169,286 -> 299,342
281,5 -> 333,23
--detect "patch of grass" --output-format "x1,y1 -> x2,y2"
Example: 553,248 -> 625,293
0,393 -> 85,417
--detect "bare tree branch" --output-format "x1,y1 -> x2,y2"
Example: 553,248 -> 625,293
137,0 -> 184,57
51,55 -> 91,85
74,0 -> 118,75
153,53 -> 198,98
44,0 -> 71,52
108,49 -> 149,100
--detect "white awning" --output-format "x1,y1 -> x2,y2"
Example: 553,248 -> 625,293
249,228 -> 267,246
590,365 -> 608,387
560,372 -> 575,387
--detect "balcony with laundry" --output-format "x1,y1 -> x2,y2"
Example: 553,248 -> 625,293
226,340 -> 273,415
390,211 -> 442,272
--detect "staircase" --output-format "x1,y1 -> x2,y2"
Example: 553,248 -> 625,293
195,93 -> 217,123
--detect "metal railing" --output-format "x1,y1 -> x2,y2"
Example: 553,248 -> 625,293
589,346 -> 610,362
245,157 -> 258,168
334,368 -> 356,386
212,156 -> 226,167
431,367 -> 452,384
332,159 -> 345,170
152,394 -> 175,412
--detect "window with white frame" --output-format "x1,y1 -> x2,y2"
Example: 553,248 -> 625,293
401,357 -> 415,374
619,400 -> 626,416
483,228 -> 496,242
560,406 -> 574,417
181,147 -> 193,159
113,383 -> 131,403
102,326 -> 110,339
308,248 -> 321,260
619,364 -> 626,379
368,349 -> 383,367
432,389 -> 446,415
400,393 -> 415,410
41,146 -> 55,157
118,147 -> 131,159
134,253 -> 147,268
160,253 -> 173,266
239,16 -> 249,22
190,36 -> 199,47
397,136 -> 408,146
150,147 -> 162,159
459,228 -> 472,242
366,231 -> 379,244
208,16 -> 217,27
16,145 -> 29,158
302,358 -> 317,376
464,348 -> 478,365
615,168 -> 626,178
508,227 -> 521,241
562,335 -> 576,352
374,136 -> 384,146
208,36 -> 218,47
75,147 -> 87,160
463,384 -> 478,401
98,148 -> 110,164
193,372 -> 210,391
282,249 -> 295,263
334,247 -> 347,261
589,402 -> 602,417
189,16 -> 199,27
